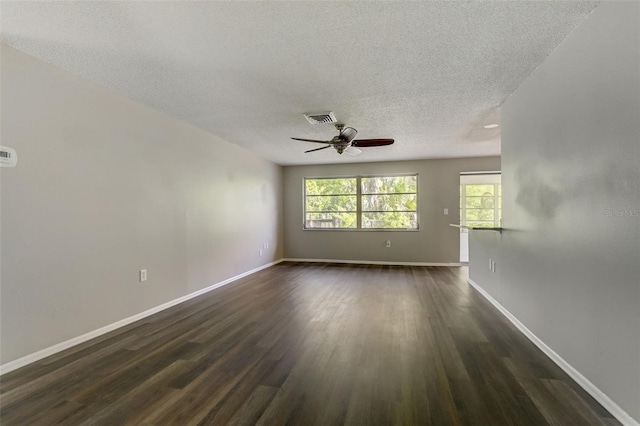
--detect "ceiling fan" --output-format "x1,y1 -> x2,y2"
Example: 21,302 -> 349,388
291,124 -> 394,155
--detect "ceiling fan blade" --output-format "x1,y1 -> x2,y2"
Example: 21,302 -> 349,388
304,145 -> 331,153
344,146 -> 362,156
291,137 -> 332,144
339,127 -> 358,143
352,138 -> 395,147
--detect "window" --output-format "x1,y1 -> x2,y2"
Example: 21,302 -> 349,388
361,176 -> 418,229
304,175 -> 418,230
460,174 -> 501,228
304,177 -> 357,229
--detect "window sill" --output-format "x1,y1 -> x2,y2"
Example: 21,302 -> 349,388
303,228 -> 419,232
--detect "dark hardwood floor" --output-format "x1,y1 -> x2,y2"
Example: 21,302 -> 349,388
0,262 -> 619,425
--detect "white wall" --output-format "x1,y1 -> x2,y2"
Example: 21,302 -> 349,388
473,2 -> 639,422
0,45 -> 283,364
283,157 -> 500,264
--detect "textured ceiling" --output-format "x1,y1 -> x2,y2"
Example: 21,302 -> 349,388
1,1 -> 597,165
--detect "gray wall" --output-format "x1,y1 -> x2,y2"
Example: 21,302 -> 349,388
283,157 -> 500,263
0,46 -> 283,364
468,230 -> 501,298
473,2 -> 639,422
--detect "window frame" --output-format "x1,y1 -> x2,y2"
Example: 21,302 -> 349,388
460,180 -> 501,230
303,173 -> 419,231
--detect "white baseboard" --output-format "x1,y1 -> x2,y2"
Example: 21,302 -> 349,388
0,259 -> 284,376
468,278 -> 639,426
282,258 -> 461,267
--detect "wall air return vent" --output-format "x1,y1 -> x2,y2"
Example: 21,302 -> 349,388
303,112 -> 337,125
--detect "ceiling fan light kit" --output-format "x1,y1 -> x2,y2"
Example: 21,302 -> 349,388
292,122 -> 394,156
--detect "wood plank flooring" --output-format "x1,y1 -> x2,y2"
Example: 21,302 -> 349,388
0,263 -> 620,425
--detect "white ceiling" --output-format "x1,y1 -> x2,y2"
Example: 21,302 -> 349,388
1,1 -> 597,166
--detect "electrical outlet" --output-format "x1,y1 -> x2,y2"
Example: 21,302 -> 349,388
263,242 -> 268,249
259,249 -> 263,256
444,208 -> 449,215
140,269 -> 147,282
386,240 -> 391,248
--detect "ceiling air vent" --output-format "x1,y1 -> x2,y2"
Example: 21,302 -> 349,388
303,112 -> 337,125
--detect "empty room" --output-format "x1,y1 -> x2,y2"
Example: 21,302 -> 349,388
1,1 -> 638,425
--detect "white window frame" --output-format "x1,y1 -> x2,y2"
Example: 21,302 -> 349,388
303,174 -> 419,231
460,173 -> 501,230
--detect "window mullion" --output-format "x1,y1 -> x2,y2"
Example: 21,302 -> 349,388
356,177 -> 362,229
461,184 -> 467,227
495,183 -> 500,227
493,184 -> 497,226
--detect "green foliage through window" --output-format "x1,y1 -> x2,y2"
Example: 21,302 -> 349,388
460,183 -> 501,228
304,175 -> 418,230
